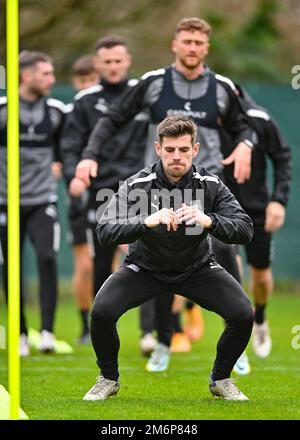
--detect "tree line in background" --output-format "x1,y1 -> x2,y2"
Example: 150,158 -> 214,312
0,0 -> 299,83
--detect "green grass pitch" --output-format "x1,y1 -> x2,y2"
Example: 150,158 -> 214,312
1,284 -> 300,420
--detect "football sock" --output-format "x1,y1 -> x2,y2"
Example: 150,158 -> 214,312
172,312 -> 183,333
80,309 -> 90,335
185,300 -> 194,310
254,303 -> 266,324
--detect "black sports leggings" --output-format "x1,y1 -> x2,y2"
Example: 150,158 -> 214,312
0,204 -> 58,334
90,263 -> 253,382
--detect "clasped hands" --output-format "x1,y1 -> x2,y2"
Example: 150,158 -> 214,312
144,203 -> 213,231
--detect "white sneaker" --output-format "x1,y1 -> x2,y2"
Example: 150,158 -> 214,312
20,333 -> 30,357
83,376 -> 120,401
140,333 -> 156,357
252,322 -> 272,358
146,343 -> 170,372
209,375 -> 248,401
40,330 -> 55,353
233,352 -> 251,375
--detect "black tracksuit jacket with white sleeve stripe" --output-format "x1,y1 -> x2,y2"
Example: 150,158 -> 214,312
96,161 -> 253,283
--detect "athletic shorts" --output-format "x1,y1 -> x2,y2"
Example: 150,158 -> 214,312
67,211 -> 87,246
67,196 -> 88,246
244,212 -> 274,269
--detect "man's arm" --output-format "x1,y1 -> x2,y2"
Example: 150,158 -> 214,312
219,82 -> 254,148
96,181 -> 150,246
60,101 -> 92,193
217,79 -> 255,183
82,79 -> 150,161
76,78 -> 151,185
207,180 -> 254,244
265,117 -> 291,207
48,99 -> 68,163
49,100 -> 68,180
263,117 -> 291,232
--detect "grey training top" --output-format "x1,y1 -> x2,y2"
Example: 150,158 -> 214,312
0,96 -> 66,206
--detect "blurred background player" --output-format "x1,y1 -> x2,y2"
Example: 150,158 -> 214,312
75,17 -> 255,371
170,296 -> 205,353
61,36 -> 149,323
66,54 -> 99,343
0,50 -> 66,356
71,54 -> 99,91
224,84 -> 291,360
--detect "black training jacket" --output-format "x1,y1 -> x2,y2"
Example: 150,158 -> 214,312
96,161 -> 253,282
60,78 -> 149,191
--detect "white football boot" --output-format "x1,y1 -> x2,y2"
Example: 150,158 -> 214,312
209,375 -> 248,401
252,322 -> 272,358
83,376 -> 120,401
20,333 -> 30,357
40,330 -> 55,353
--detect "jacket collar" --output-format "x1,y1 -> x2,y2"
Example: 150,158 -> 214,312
100,77 -> 129,95
154,160 -> 194,190
170,64 -> 210,81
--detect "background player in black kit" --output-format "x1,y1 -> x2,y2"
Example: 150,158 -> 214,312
0,51 -> 66,356
66,54 -> 99,344
61,36 -> 149,305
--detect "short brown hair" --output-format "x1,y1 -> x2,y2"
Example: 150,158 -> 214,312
175,17 -> 212,37
157,115 -> 197,145
95,35 -> 128,52
19,50 -> 53,71
71,54 -> 95,76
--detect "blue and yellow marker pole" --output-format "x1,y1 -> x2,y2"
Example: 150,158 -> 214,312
7,0 -> 20,420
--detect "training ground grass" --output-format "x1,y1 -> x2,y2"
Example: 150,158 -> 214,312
0,283 -> 300,420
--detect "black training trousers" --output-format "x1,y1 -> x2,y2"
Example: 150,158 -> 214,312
90,263 -> 253,382
0,204 -> 59,334
140,235 -> 241,340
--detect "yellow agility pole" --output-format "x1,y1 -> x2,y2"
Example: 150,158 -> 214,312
7,0 -> 20,420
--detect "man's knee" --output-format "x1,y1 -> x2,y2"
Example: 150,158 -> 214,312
91,301 -> 113,323
91,292 -> 120,323
35,238 -> 57,262
239,300 -> 254,325
37,252 -> 56,266
227,293 -> 253,325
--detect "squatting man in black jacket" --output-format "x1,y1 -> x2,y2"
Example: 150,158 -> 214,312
83,115 -> 254,402
76,17 -> 255,364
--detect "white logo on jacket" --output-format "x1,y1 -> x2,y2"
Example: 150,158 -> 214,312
95,98 -> 108,113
